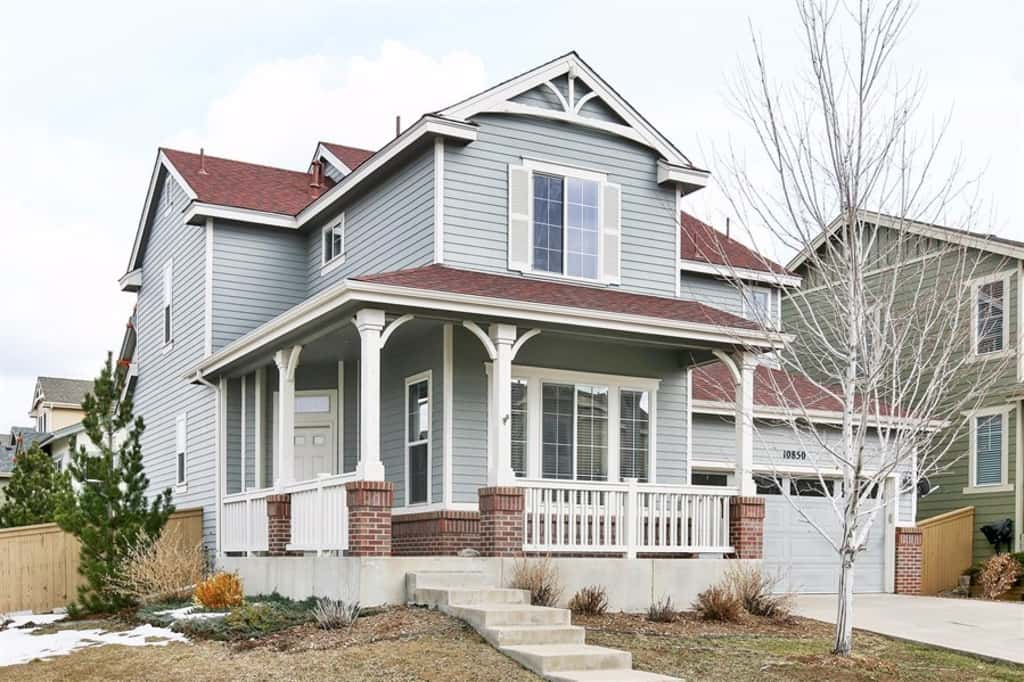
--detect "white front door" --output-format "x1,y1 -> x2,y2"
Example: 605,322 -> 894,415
294,426 -> 334,480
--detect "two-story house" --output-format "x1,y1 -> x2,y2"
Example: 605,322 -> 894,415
786,210 -> 1024,560
117,53 -> 920,600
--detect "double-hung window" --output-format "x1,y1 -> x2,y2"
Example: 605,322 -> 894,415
619,389 -> 650,482
742,286 -> 774,327
966,408 -> 1011,492
541,383 -> 608,481
321,215 -> 345,272
405,373 -> 431,505
162,260 -> 173,347
510,379 -> 528,477
972,273 -> 1010,356
175,413 -> 187,487
532,173 -> 601,279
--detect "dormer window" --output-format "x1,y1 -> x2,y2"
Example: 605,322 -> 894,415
321,215 -> 345,274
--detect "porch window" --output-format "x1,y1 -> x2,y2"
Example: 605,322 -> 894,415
619,389 -> 650,482
532,173 -> 600,278
541,382 -> 608,481
406,374 -> 431,505
511,379 -> 528,477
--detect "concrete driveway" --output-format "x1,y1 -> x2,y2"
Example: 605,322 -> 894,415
795,594 -> 1024,664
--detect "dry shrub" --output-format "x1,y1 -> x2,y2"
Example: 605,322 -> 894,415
111,524 -> 206,605
509,556 -> 563,607
312,598 -> 361,629
692,585 -> 743,622
978,553 -> 1022,599
194,572 -> 244,609
646,595 -> 678,623
724,563 -> 794,621
568,585 -> 608,616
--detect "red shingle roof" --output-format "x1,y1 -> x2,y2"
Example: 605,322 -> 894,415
354,265 -> 760,330
320,142 -> 375,171
681,212 -> 790,275
693,361 -> 898,415
161,148 -> 335,216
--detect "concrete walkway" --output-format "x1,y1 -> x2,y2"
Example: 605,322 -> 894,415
795,594 -> 1024,664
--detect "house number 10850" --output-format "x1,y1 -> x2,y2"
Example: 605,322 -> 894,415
782,450 -> 807,460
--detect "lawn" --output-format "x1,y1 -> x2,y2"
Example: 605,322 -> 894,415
4,607 -> 1023,681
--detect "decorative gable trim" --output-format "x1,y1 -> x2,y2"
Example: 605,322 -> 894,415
315,142 -> 354,176
440,52 -> 707,189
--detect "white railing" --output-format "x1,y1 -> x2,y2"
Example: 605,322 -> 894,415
286,472 -> 358,554
521,478 -> 735,557
222,487 -> 273,553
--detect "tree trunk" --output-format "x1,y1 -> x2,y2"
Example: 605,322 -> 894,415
832,552 -> 855,655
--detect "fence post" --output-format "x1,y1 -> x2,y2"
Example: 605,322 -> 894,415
624,477 -> 638,559
244,496 -> 252,556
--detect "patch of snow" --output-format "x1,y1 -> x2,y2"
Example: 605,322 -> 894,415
154,606 -> 227,621
0,613 -> 189,667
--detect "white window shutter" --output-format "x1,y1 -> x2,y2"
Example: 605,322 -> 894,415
508,165 -> 532,272
600,183 -> 621,284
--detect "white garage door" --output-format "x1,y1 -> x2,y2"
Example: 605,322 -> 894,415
762,477 -> 887,594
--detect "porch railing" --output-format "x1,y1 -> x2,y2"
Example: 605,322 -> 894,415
222,487 -> 273,553
521,478 -> 735,557
286,472 -> 358,554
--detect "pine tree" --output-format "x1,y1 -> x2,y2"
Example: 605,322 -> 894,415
58,352 -> 174,613
0,443 -> 72,528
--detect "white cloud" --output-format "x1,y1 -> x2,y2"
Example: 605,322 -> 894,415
166,41 -> 488,169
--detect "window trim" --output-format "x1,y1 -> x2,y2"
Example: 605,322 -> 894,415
162,260 -> 174,352
321,214 -> 346,275
404,370 -> 432,507
963,404 -> 1015,494
488,364 -> 659,484
969,270 -> 1013,360
175,412 -> 188,491
741,285 -> 778,328
523,159 -> 606,283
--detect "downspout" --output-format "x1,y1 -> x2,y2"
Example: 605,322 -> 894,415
194,371 -> 222,557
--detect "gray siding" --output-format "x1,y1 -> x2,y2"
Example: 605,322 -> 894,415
243,374 -> 256,490
450,330 -> 690,502
133,173 -> 217,548
211,224 -> 306,352
380,322 -> 444,507
343,361 -> 360,473
307,147 -> 435,296
443,114 -> 679,297
679,273 -> 744,316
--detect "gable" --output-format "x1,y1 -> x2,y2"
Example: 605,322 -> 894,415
440,52 -> 708,192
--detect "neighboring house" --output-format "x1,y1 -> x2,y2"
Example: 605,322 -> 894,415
0,444 -> 13,503
116,52 -> 920,594
786,211 -> 1024,559
28,377 -> 92,435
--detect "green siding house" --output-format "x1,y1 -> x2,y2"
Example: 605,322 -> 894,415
785,211 -> 1023,560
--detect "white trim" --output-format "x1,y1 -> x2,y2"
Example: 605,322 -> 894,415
679,258 -> 802,287
320,214 -> 346,275
315,143 -> 354,176
674,190 -> 682,298
787,210 -> 1024,272
969,269 -> 1014,361
175,412 -> 188,490
656,159 -> 711,189
183,202 -> 296,229
391,501 -> 479,516
434,138 -> 445,264
522,158 -> 607,183
686,368 -> 693,478
254,367 -> 264,488
442,324 -> 454,505
440,53 -> 699,174
204,218 -> 214,357
240,375 -> 247,491
963,404 -> 1015,493
119,268 -> 142,293
215,377 -> 226,555
691,398 -> 947,430
337,361 -> 345,475
191,278 -> 787,380
404,370 -> 433,507
741,284 -> 775,327
161,259 -> 174,352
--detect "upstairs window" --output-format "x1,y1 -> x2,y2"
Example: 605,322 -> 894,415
532,173 -> 600,279
973,273 -> 1009,356
742,286 -> 775,327
175,413 -> 188,487
162,260 -> 173,347
321,215 -> 345,272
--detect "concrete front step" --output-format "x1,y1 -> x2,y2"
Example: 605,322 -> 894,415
548,669 -> 679,682
448,603 -> 572,628
501,644 -> 632,675
413,587 -> 531,608
481,623 -> 587,647
405,571 -> 491,593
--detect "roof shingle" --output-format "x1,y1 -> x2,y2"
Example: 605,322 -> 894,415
681,212 -> 790,275
36,378 -> 92,407
354,265 -> 760,330
320,142 -> 375,171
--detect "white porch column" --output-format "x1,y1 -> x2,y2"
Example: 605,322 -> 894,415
489,323 -> 517,486
273,345 -> 302,488
735,351 -> 756,497
355,308 -> 386,480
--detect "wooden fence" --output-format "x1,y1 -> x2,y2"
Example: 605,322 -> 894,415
919,506 -> 974,595
0,508 -> 203,614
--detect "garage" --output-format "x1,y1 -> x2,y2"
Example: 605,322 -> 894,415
761,477 -> 887,593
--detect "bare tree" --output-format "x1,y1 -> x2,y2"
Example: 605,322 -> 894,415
705,0 -> 1009,655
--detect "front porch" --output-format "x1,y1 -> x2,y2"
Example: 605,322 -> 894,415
201,269 -> 776,560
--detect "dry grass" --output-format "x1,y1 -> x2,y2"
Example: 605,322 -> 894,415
692,585 -> 744,622
111,525 -> 206,605
724,563 -> 795,621
193,572 -> 244,609
646,596 -> 679,623
567,585 -> 608,616
508,556 -> 562,607
978,554 -> 1023,600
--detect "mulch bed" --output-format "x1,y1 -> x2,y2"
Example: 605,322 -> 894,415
574,610 -> 823,638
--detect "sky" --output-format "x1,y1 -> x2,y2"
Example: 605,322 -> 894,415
1,0 -> 1021,432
